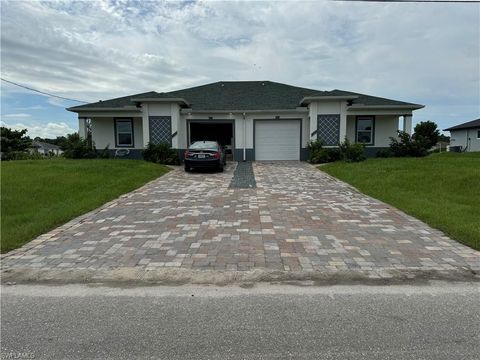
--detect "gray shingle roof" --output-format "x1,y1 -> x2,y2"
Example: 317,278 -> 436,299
31,141 -> 61,150
444,118 -> 480,131
67,81 -> 422,112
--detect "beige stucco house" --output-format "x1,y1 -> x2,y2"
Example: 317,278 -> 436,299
67,81 -> 424,160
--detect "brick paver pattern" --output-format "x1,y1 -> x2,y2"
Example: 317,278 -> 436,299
2,162 -> 479,275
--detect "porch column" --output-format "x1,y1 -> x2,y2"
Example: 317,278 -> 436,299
78,117 -> 87,139
339,101 -> 348,142
403,115 -> 412,135
308,102 -> 318,141
142,103 -> 149,148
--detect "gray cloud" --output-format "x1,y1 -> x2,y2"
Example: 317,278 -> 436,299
1,0 -> 479,129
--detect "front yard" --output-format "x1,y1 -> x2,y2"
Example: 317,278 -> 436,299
322,152 -> 480,250
1,159 -> 169,253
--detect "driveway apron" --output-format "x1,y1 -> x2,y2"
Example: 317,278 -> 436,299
2,161 -> 479,281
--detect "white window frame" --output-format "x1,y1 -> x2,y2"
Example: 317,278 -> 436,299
115,118 -> 134,147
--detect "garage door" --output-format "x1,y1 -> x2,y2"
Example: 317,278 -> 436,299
255,120 -> 301,160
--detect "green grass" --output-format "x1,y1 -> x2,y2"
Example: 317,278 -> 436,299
1,159 -> 169,253
321,152 -> 480,250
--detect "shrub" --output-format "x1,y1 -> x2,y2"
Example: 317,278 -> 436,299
339,138 -> 365,162
312,148 -> 342,163
8,151 -> 44,160
97,145 -> 111,159
63,133 -> 97,159
308,140 -> 342,164
389,131 -> 429,157
376,149 -> 392,158
307,139 -> 324,163
413,121 -> 440,149
143,142 -> 179,165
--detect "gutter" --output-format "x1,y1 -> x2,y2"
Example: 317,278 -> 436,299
243,112 -> 246,161
179,108 -> 308,114
66,107 -> 141,113
347,104 -> 425,110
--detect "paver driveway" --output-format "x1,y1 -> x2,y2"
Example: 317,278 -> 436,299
2,162 -> 479,282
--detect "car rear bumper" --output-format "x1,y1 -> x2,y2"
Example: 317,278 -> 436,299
184,159 -> 221,168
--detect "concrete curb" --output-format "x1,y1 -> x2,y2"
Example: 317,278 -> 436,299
2,267 -> 478,287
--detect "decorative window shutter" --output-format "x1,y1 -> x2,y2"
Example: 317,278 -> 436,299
149,116 -> 172,145
317,114 -> 340,146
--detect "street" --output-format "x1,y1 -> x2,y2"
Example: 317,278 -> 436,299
1,282 -> 479,359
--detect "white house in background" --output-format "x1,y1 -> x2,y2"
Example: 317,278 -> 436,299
444,118 -> 480,152
29,141 -> 63,155
67,81 -> 424,161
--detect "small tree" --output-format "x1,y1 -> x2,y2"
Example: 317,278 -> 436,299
389,131 -> 429,157
63,133 -> 97,159
0,127 -> 31,159
413,121 -> 440,149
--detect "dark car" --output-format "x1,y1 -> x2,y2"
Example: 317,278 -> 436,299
184,141 -> 226,172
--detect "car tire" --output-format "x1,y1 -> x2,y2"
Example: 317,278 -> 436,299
184,165 -> 190,172
218,165 -> 224,172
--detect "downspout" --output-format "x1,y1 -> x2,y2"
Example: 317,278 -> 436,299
243,112 -> 246,161
466,129 -> 470,152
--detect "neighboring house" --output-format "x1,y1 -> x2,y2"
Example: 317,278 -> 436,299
67,81 -> 424,161
29,141 -> 63,155
444,118 -> 480,152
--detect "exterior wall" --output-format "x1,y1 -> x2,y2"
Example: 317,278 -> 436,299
346,115 -> 399,148
142,103 -> 180,148
181,111 -> 308,161
91,117 -> 143,149
81,101 -> 414,160
308,100 -> 347,146
449,128 -> 480,152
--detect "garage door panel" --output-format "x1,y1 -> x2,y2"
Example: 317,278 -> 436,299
255,120 -> 300,160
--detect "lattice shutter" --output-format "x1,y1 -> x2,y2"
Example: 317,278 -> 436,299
149,116 -> 172,145
317,114 -> 340,146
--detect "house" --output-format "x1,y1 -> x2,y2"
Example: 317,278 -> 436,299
444,118 -> 480,152
29,141 -> 63,155
67,81 -> 424,161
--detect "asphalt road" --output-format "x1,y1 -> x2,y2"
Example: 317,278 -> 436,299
1,283 -> 479,360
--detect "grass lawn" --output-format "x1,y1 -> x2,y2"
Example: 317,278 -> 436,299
1,159 -> 169,253
321,152 -> 480,251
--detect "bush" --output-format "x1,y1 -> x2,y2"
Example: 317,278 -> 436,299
389,131 -> 429,157
97,145 -> 111,159
308,140 -> 342,164
376,149 -> 392,158
63,133 -> 97,159
313,148 -> 342,163
8,151 -> 45,160
339,138 -> 365,162
143,142 -> 179,165
413,121 -> 440,149
307,139 -> 324,163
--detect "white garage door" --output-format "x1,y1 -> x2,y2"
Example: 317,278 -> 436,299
255,120 -> 301,160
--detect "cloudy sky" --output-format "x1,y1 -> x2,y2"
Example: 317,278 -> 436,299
1,0 -> 479,138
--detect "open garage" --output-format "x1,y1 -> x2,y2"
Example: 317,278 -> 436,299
188,121 -> 235,159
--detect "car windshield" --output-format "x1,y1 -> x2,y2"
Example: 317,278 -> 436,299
189,141 -> 218,150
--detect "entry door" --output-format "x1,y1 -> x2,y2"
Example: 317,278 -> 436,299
255,120 -> 301,160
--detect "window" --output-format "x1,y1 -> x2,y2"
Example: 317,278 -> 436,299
115,118 -> 133,147
477,130 -> 480,139
356,116 -> 374,145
